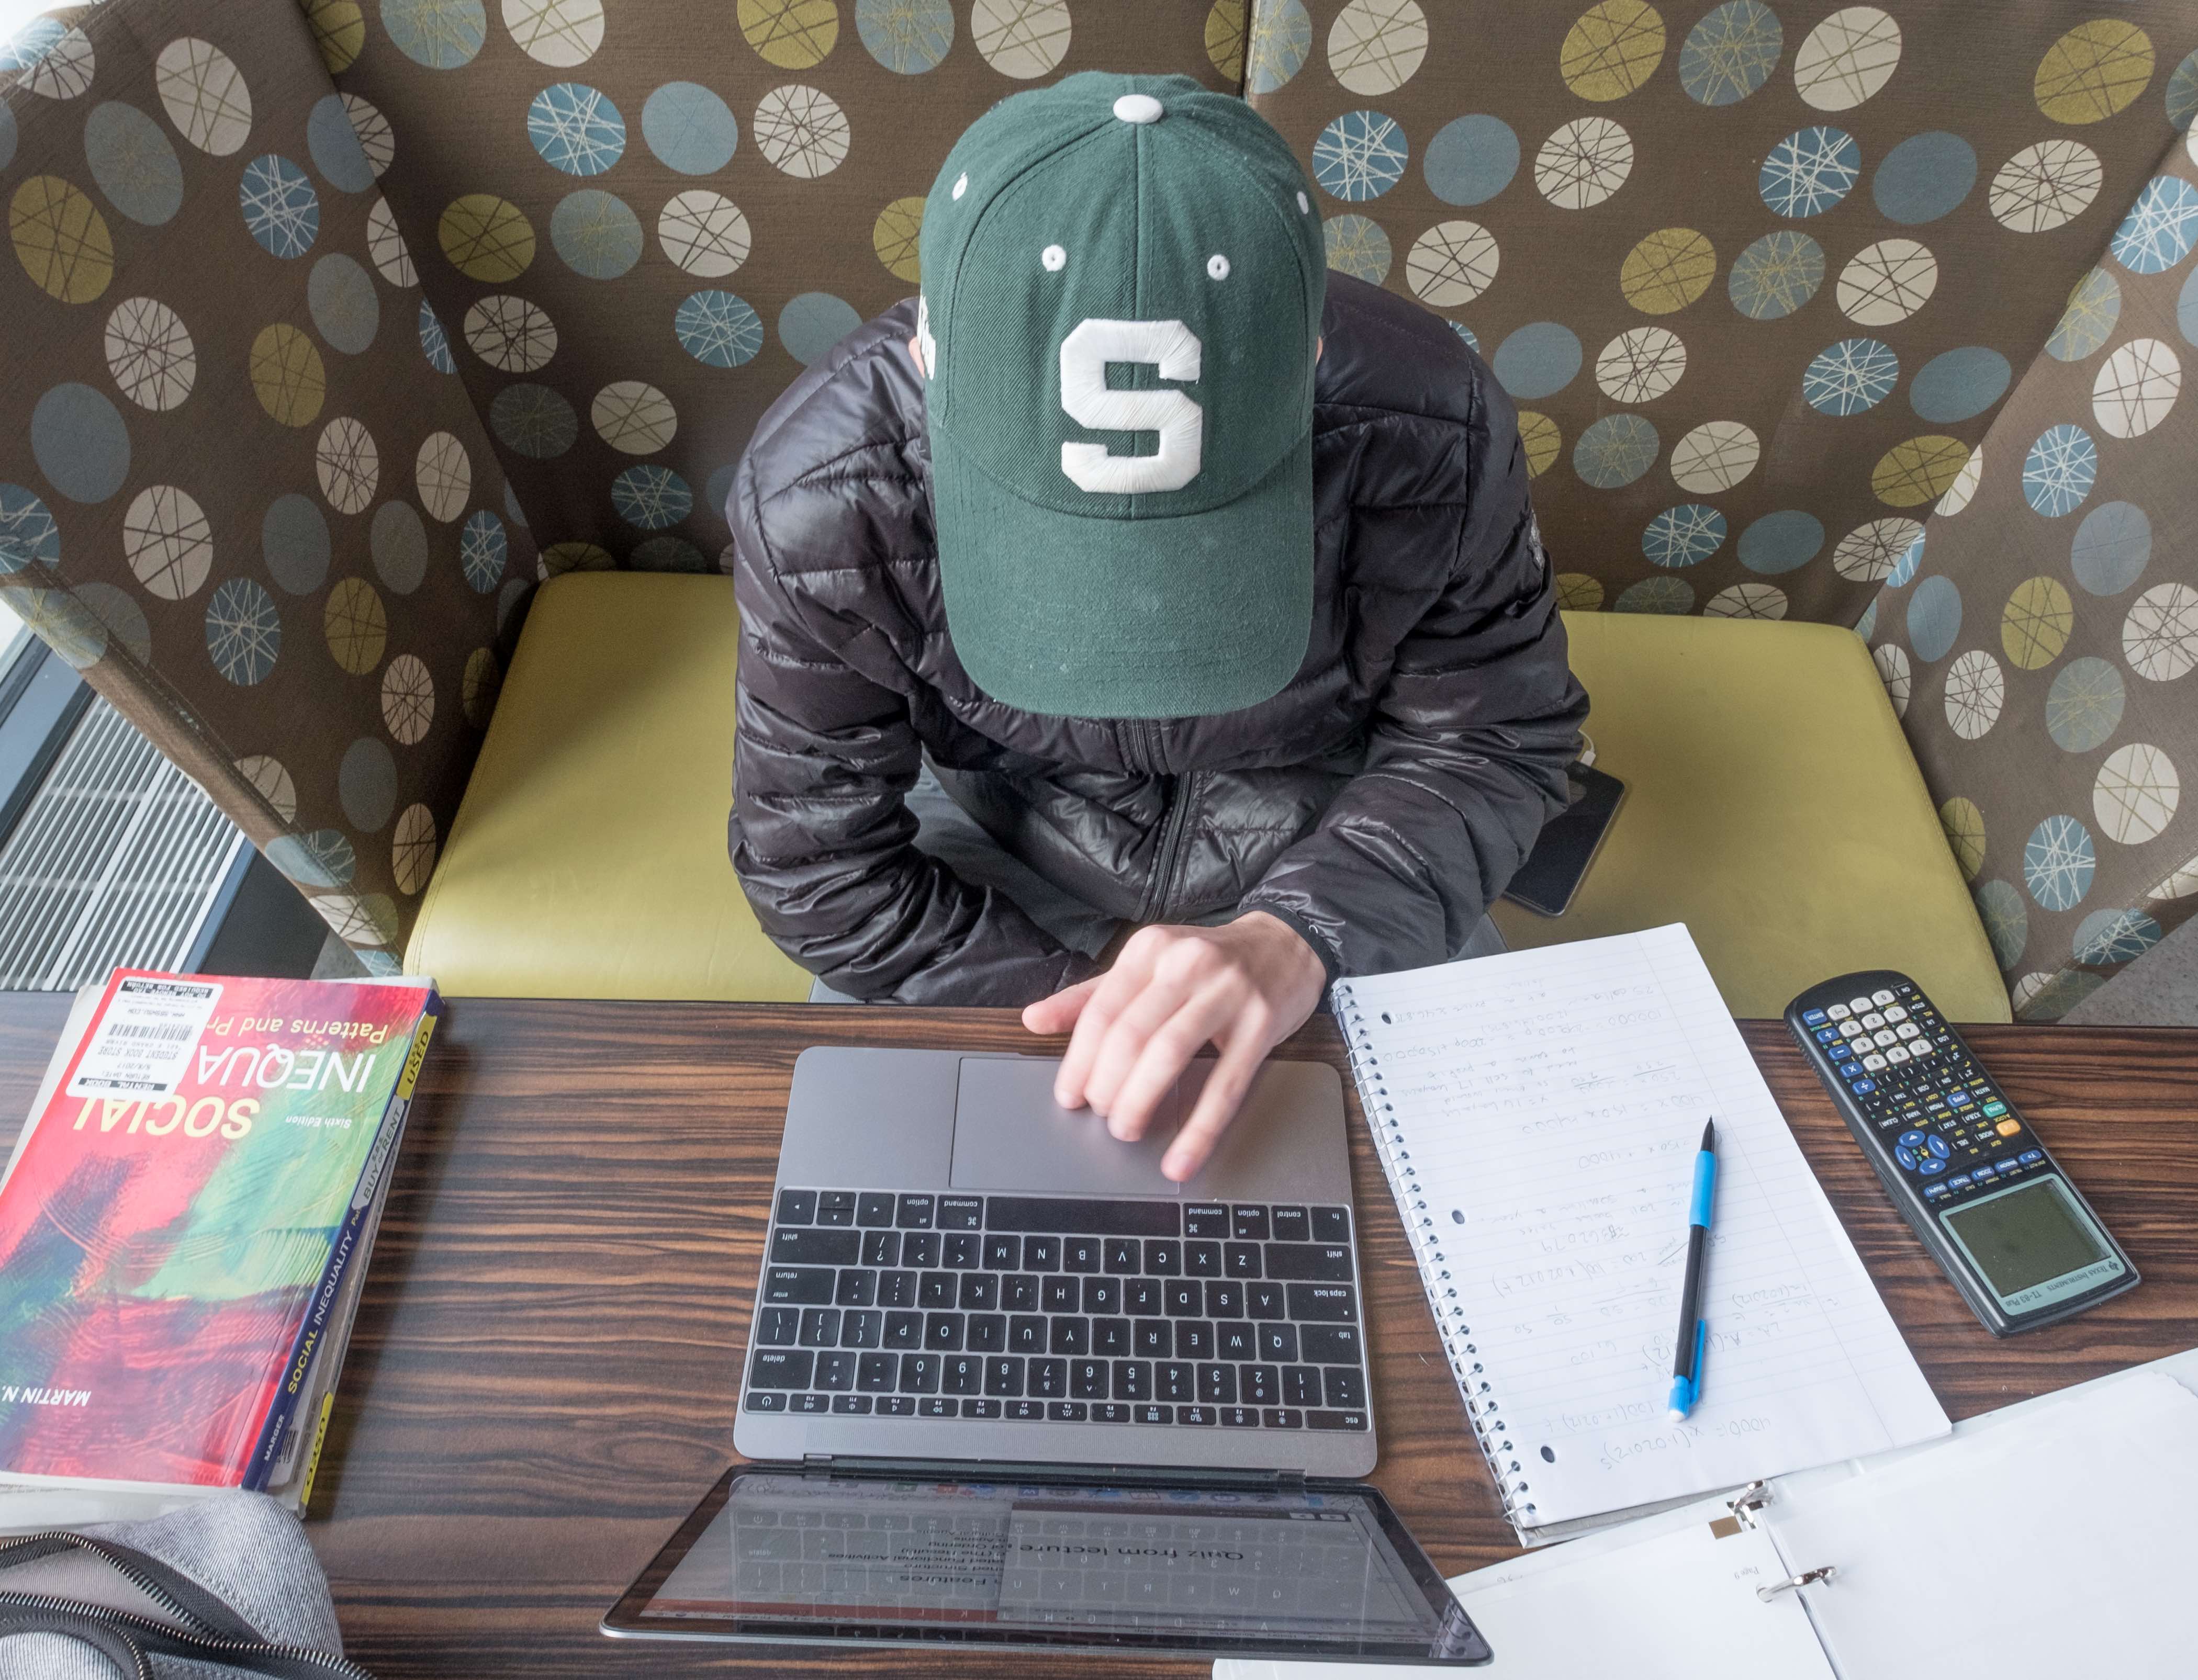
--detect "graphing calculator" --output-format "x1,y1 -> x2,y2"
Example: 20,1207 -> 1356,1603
1785,970 -> 2137,1337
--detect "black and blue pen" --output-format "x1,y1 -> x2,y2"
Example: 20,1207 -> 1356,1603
1667,1120 -> 1718,1421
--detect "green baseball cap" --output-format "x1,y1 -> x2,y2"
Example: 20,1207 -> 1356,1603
916,72 -> 1326,719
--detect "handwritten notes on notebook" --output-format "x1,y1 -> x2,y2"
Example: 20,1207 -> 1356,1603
1337,924 -> 1947,1533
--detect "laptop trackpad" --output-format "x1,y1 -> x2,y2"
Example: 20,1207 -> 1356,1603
947,1057 -> 1182,1196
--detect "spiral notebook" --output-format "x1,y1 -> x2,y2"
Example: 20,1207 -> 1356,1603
1333,924 -> 1948,1541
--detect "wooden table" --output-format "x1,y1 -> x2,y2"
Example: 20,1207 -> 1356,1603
3,995 -> 2195,1677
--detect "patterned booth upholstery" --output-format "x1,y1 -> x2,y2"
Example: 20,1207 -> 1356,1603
2,0 -> 2194,1016
1864,124 -> 2198,1019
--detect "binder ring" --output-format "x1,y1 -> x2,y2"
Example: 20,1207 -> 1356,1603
1726,1481 -> 1770,1528
1756,1565 -> 1836,1602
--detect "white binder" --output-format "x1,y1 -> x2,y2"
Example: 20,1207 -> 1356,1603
1222,1350 -> 2198,1680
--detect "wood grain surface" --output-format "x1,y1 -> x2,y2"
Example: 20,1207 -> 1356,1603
2,993 -> 2194,1679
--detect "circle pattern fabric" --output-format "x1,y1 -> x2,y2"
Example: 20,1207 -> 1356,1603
84,102 -> 185,225
1423,115 -> 1517,206
1231,3 -> 2189,1036
1,11 -> 549,971
1855,87 -> 2198,1012
527,82 -> 625,176
8,2 -> 2198,1004
641,82 -> 739,174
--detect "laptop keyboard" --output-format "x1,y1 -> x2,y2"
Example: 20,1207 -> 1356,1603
744,1191 -> 1372,1433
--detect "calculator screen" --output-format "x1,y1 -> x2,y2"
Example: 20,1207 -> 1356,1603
1939,1176 -> 2112,1301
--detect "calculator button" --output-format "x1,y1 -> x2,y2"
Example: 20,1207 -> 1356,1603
1894,1146 -> 1919,1170
1816,1027 -> 1843,1044
1923,1182 -> 1949,1200
1972,1163 -> 1997,1179
1897,1130 -> 1928,1149
1870,1031 -> 1896,1047
1847,996 -> 1872,1013
1948,1174 -> 1973,1191
1995,1118 -> 2021,1137
1871,989 -> 1895,1005
1947,1091 -> 1973,1108
1827,1004 -> 1852,1020
1928,1136 -> 1949,1158
1883,1006 -> 1907,1022
1840,1021 -> 1866,1039
1911,1041 -> 1935,1056
1917,1158 -> 1946,1175
1861,1012 -> 1885,1030
1838,1061 -> 1863,1077
1995,1157 -> 2021,1173
1863,1055 -> 1887,1070
1886,1047 -> 1909,1064
1981,1100 -> 2006,1117
2020,1149 -> 2043,1165
1895,1023 -> 1920,1040
1852,1079 -> 1876,1093
1803,1008 -> 1828,1025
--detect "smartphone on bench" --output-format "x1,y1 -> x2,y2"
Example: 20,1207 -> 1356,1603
1501,764 -> 1625,918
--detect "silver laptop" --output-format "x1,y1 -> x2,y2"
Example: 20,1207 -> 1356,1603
733,1046 -> 1376,1478
602,1048 -> 1494,1664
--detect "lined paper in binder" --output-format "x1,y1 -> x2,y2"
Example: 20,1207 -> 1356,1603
1332,924 -> 1948,1539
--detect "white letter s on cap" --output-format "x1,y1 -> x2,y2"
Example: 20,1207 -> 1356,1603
1058,319 -> 1203,493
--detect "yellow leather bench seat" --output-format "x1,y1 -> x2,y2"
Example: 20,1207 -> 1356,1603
410,583 -> 2007,1021
1489,613 -> 2010,1022
404,572 -> 811,1000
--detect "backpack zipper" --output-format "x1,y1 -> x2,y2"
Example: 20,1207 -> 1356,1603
0,1592 -> 373,1678
0,1530 -> 371,1679
0,1532 -> 209,1629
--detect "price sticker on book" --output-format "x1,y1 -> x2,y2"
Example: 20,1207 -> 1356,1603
68,976 -> 224,1098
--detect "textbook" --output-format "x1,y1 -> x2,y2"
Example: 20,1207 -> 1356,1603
0,969 -> 439,1528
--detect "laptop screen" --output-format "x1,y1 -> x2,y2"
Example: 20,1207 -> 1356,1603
604,1465 -> 1490,1663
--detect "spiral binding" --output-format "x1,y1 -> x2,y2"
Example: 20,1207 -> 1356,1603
1334,980 -> 1540,1528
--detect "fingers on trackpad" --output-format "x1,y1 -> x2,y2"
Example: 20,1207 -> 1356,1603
947,1057 -> 1183,1195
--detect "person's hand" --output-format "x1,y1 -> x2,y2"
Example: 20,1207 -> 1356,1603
1021,913 -> 1327,1182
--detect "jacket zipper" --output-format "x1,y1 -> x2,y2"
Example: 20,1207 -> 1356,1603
1146,767 -> 1201,923
1120,719 -> 1193,924
1118,719 -> 1161,921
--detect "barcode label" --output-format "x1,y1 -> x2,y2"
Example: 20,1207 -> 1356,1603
68,976 -> 223,1098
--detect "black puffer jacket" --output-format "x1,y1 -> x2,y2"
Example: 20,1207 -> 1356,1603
728,273 -> 1589,1005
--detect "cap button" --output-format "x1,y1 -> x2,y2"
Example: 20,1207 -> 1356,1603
1113,93 -> 1164,125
